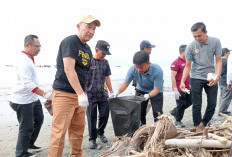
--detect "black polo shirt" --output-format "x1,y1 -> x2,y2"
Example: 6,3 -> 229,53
53,35 -> 92,93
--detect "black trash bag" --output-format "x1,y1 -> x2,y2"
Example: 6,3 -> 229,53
109,95 -> 143,137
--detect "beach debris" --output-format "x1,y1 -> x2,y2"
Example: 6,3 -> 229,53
99,114 -> 232,157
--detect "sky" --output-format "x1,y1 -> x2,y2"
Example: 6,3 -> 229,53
1,0 -> 232,66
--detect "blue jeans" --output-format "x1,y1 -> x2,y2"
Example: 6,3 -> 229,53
10,99 -> 44,157
190,78 -> 218,126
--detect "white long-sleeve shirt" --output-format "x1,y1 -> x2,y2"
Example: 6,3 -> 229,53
227,55 -> 232,85
9,51 -> 39,104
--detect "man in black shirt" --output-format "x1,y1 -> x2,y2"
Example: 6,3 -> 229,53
218,48 -> 232,116
49,15 -> 100,157
86,40 -> 112,149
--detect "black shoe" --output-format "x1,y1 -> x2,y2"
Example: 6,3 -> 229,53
25,152 -> 36,157
29,144 -> 41,149
98,134 -> 108,143
89,140 -> 97,149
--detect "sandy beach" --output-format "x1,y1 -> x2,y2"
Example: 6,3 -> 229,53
0,91 -> 229,157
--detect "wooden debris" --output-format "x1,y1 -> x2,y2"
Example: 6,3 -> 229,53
208,133 -> 228,144
164,139 -> 232,148
100,114 -> 232,157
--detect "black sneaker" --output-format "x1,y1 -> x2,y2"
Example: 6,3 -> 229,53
29,144 -> 41,149
98,134 -> 108,143
175,121 -> 185,128
89,140 -> 97,149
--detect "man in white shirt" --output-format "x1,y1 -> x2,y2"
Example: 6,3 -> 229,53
9,35 -> 51,157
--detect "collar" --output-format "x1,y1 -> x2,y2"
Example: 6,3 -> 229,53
196,36 -> 210,47
143,65 -> 152,75
178,56 -> 185,61
76,35 -> 86,46
21,51 -> 35,64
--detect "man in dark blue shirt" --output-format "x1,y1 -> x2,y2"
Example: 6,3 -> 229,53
112,51 -> 163,125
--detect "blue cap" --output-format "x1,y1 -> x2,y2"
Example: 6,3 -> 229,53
140,40 -> 155,50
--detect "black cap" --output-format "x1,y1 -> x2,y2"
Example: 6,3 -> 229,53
140,40 -> 155,50
222,48 -> 231,56
222,48 -> 230,53
96,40 -> 111,55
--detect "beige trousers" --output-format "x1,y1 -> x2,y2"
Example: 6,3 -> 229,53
48,90 -> 85,157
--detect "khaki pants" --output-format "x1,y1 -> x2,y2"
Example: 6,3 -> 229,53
48,90 -> 85,157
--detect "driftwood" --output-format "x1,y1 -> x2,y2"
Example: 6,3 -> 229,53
99,115 -> 177,157
208,133 -> 228,144
175,127 -> 227,139
164,139 -> 232,148
100,114 -> 232,157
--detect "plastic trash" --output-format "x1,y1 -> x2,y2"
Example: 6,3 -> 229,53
109,95 -> 143,137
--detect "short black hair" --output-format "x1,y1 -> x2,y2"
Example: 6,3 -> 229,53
191,22 -> 206,33
24,34 -> 38,47
133,50 -> 149,65
179,45 -> 187,54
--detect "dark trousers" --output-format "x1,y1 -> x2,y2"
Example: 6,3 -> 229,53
86,101 -> 109,141
172,91 -> 192,122
10,99 -> 44,157
136,89 -> 163,125
191,78 -> 218,126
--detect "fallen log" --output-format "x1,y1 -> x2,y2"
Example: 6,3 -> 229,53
164,139 -> 232,148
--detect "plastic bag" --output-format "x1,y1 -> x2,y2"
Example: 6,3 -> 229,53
109,95 -> 143,137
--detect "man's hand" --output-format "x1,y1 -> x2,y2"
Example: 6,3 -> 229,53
173,88 -> 181,100
110,90 -> 119,98
78,92 -> 89,109
180,82 -> 186,92
44,100 -> 53,116
207,73 -> 219,86
183,88 -> 190,94
144,94 -> 150,101
43,92 -> 52,100
228,84 -> 232,90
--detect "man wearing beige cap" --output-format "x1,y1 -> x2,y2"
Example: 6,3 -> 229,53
48,15 -> 100,157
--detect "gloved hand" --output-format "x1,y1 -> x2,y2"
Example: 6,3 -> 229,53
43,92 -> 52,100
174,88 -> 181,100
207,73 -> 217,82
78,92 -> 89,109
44,100 -> 53,116
110,90 -> 119,98
144,94 -> 150,101
183,88 -> 190,94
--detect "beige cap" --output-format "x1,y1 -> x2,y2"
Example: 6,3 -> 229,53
78,15 -> 101,27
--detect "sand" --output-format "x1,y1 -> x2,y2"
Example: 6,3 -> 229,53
0,92 -> 229,157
